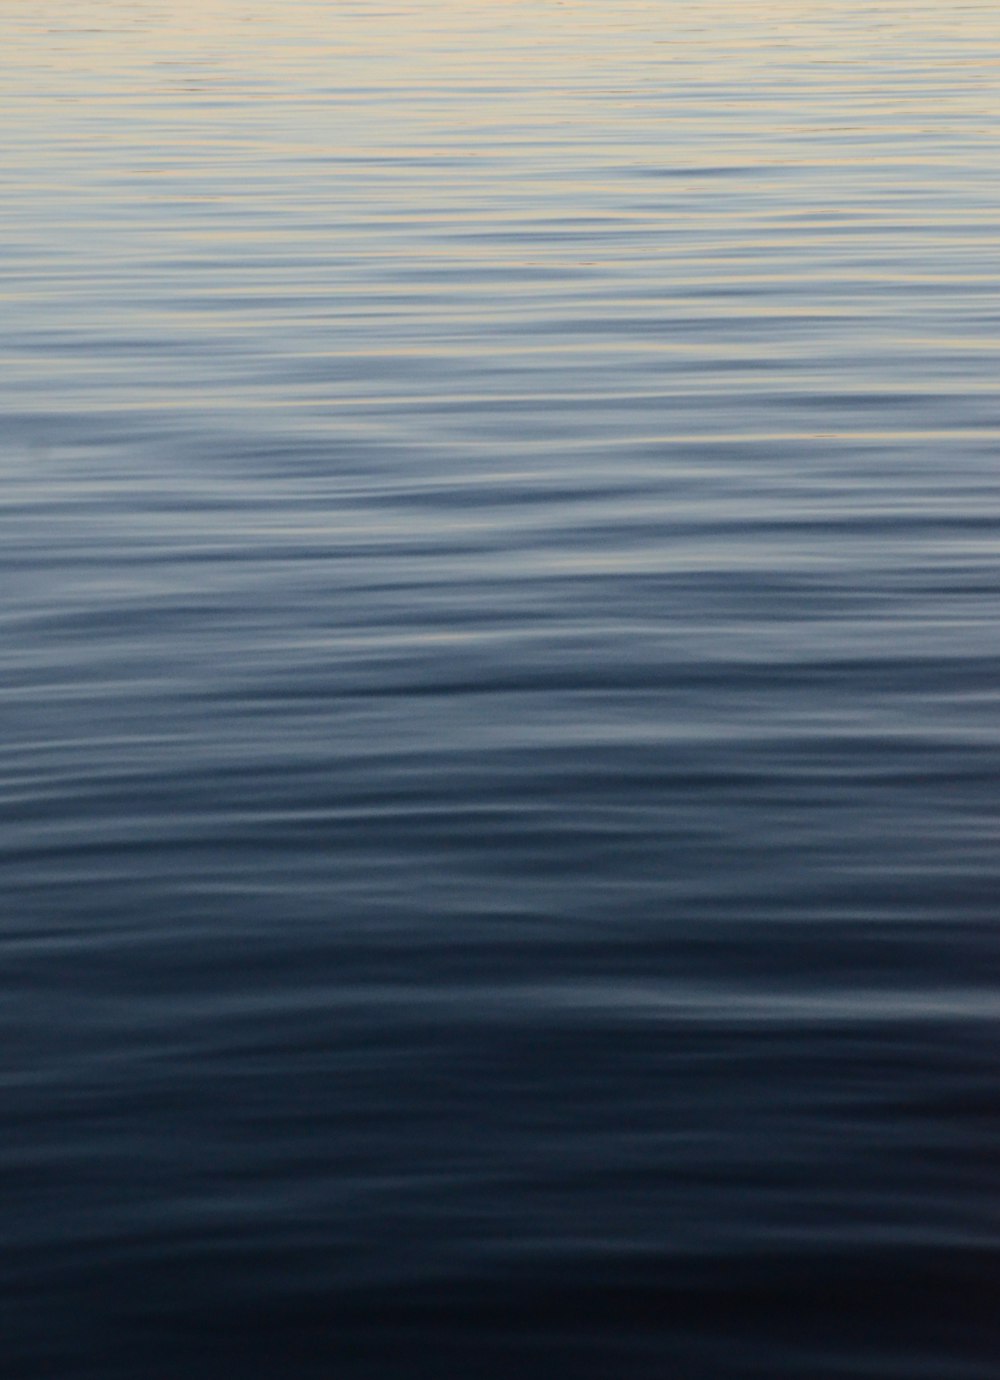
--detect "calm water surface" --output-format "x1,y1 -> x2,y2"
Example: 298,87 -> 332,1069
2,2 -> 999,1375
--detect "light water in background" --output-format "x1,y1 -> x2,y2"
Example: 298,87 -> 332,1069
2,2 -> 999,1375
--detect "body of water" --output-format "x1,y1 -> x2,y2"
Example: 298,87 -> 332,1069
2,2 -> 999,1375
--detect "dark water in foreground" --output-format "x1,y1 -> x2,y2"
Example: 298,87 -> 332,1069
3,2 -> 999,1375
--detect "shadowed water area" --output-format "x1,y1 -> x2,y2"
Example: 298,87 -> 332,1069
2,2 -> 999,1375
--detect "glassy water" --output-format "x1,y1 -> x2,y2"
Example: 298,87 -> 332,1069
2,3 -> 998,1375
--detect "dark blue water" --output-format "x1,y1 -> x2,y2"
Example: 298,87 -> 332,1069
3,2 -> 999,1375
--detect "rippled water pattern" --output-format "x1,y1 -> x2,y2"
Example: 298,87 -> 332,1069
3,3 -> 999,1376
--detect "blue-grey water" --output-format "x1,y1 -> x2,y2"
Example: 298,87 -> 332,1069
3,2 -> 999,1376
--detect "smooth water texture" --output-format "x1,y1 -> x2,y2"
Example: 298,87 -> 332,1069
2,3 -> 999,1376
